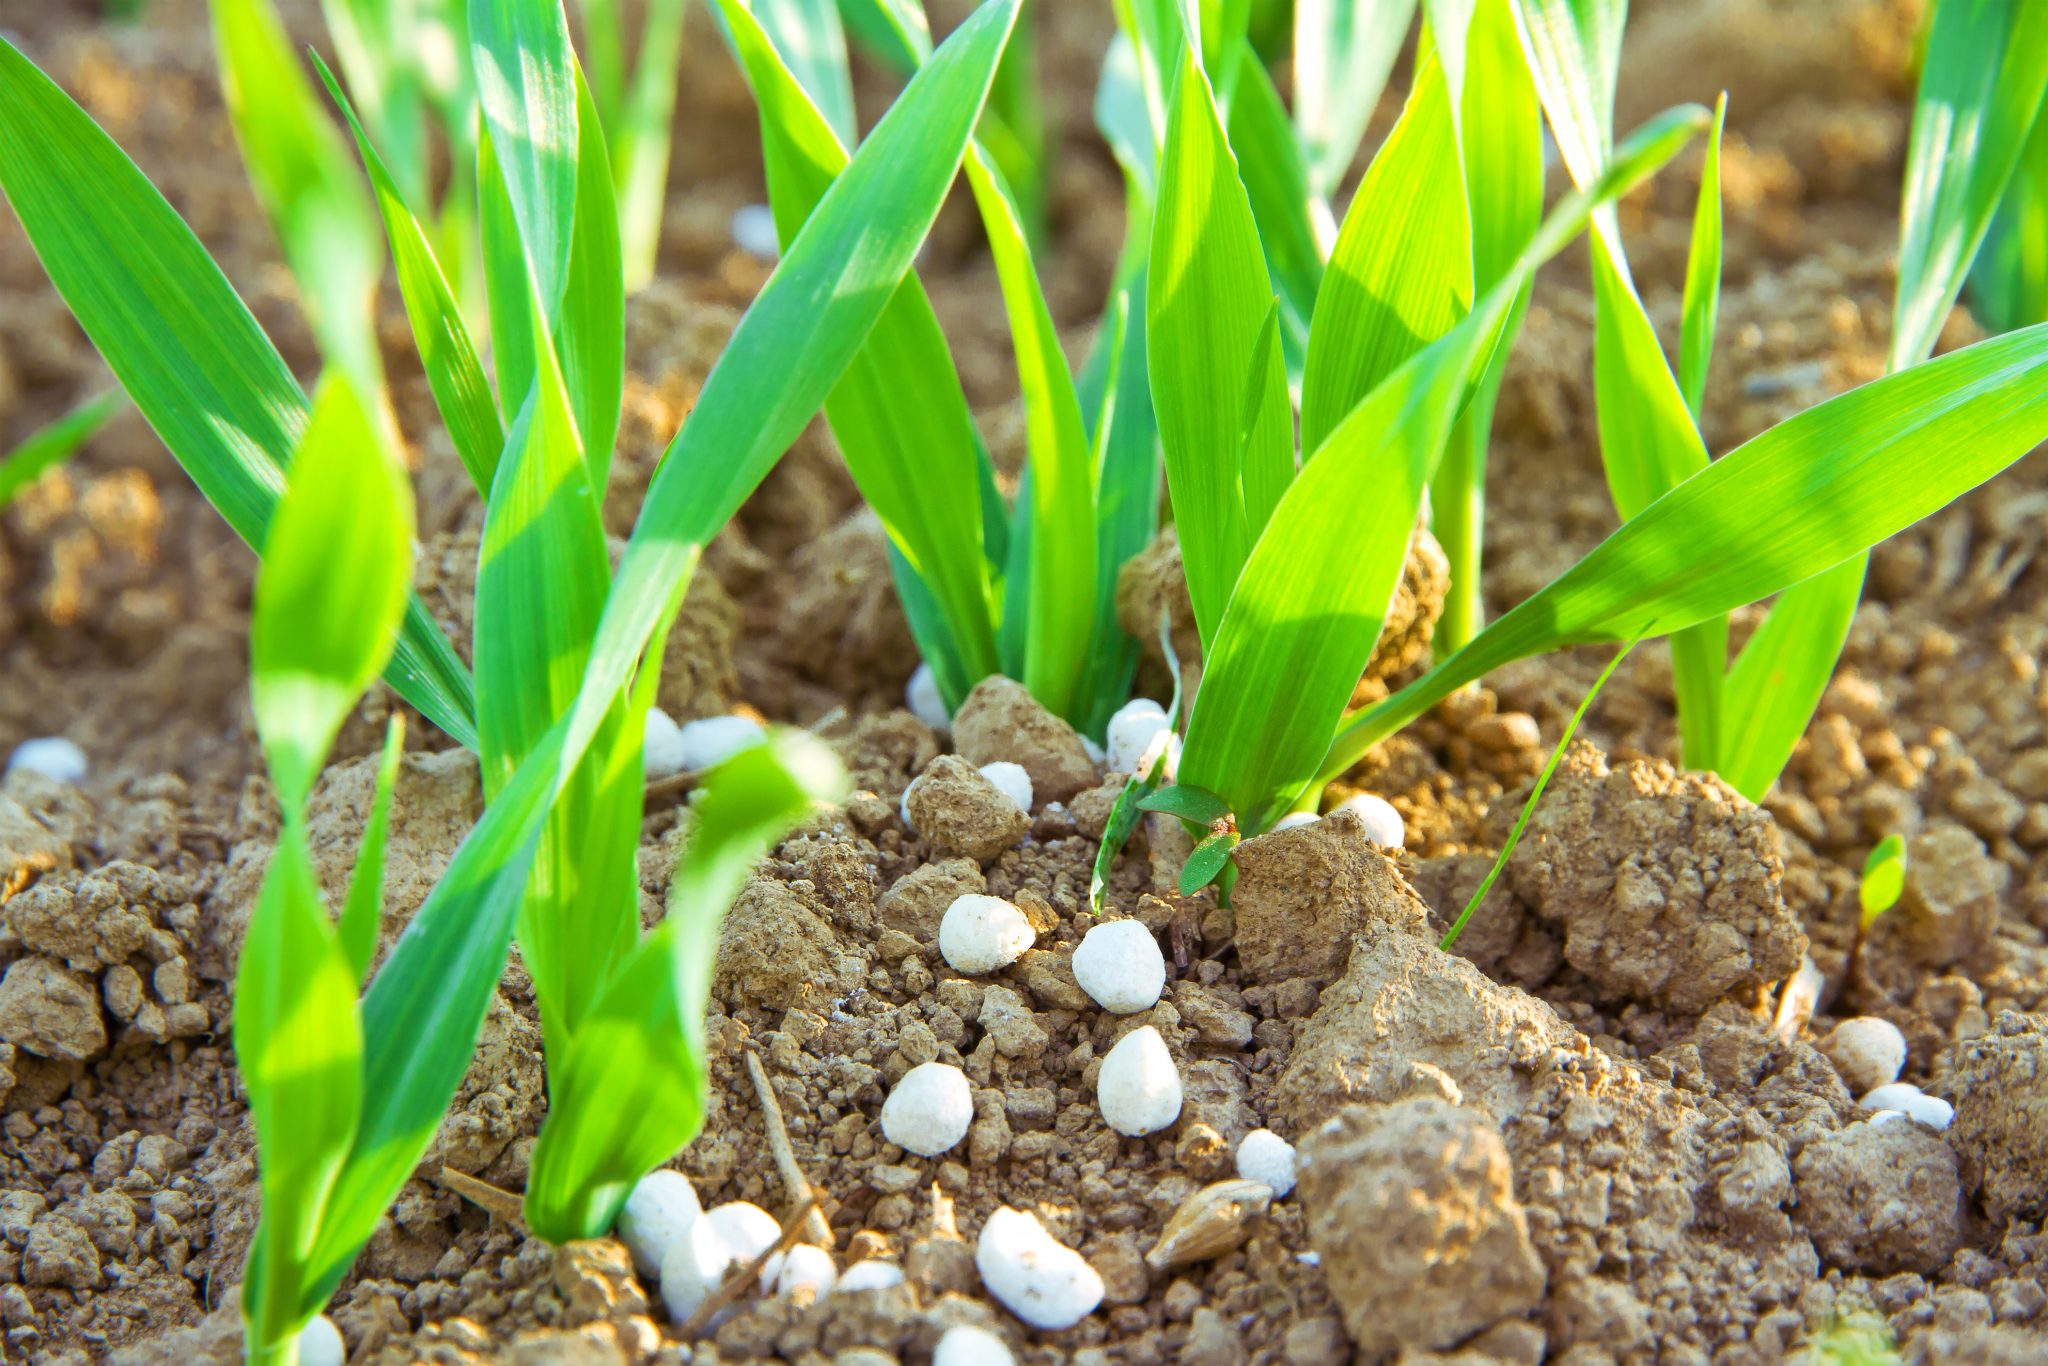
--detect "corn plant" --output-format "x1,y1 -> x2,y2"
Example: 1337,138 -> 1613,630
0,0 -> 1021,1345
0,390 -> 120,511
1122,2 -> 2048,890
717,0 -> 1156,739
1536,0 -> 2048,799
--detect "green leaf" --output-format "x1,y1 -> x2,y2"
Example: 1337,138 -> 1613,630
1714,556 -> 1861,802
1294,0 -> 1418,196
479,125 -> 540,409
251,375 -> 415,814
964,145 -> 1098,722
1180,827 -> 1239,894
0,390 -> 121,510
318,0 -> 432,204
1148,38 -> 1286,655
470,0 -> 580,323
1089,609 -> 1184,908
318,55 -> 506,497
1302,51 -> 1472,455
561,64 -> 625,485
1507,0 -> 1625,190
523,732 -> 847,1240
589,0 -> 687,288
716,0 -> 1004,708
746,0 -> 860,146
838,0 -> 932,71
1228,47 -> 1321,380
1327,321 -> 2048,781
212,0 -> 384,394
0,37 -> 477,747
1971,100 -> 2048,332
339,715 -> 406,985
234,823 -> 364,1352
1860,833 -> 1907,923
1139,783 -> 1230,825
1893,0 -> 2048,370
1679,93 -> 1726,416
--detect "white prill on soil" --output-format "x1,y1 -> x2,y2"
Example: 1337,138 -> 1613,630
678,715 -> 766,772
908,662 -> 951,731
1860,1082 -> 1954,1131
730,203 -> 779,259
879,1061 -> 974,1156
1105,699 -> 1168,773
978,761 -> 1034,814
296,1314 -> 345,1366
1329,792 -> 1404,848
6,737 -> 86,784
775,1243 -> 838,1302
1825,1017 -> 1908,1095
836,1260 -> 906,1294
1080,733 -> 1106,765
705,1201 -> 785,1288
659,1218 -> 739,1323
975,1206 -> 1105,1331
934,1323 -> 1015,1365
1071,920 -> 1165,1014
1270,811 -> 1320,831
643,708 -> 689,780
899,773 -> 924,831
1236,1128 -> 1298,1197
615,1168 -> 702,1278
1098,1025 -> 1182,1136
939,894 -> 1036,975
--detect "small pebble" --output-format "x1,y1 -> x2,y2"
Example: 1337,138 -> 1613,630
836,1259 -> 906,1293
1331,791 -> 1404,848
6,736 -> 86,784
1235,1128 -> 1298,1197
296,1314 -> 345,1366
659,1218 -> 738,1322
880,1061 -> 974,1156
1270,811 -> 1320,832
1860,1082 -> 1953,1131
1098,1025 -> 1182,1136
908,663 -> 950,731
615,1169 -> 703,1277
731,202 -> 780,259
678,715 -> 766,772
1824,1016 -> 1908,1095
934,1323 -> 1015,1365
1071,920 -> 1166,1014
1105,699 -> 1170,773
976,1207 -> 1105,1330
775,1243 -> 838,1302
978,761 -> 1034,814
939,894 -> 1036,974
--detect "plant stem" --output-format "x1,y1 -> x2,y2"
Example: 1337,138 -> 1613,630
1430,404 -> 1487,656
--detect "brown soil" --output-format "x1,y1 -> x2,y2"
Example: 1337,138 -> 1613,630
4,0 -> 2048,1363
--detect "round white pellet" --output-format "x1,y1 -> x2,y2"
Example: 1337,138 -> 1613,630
1105,700 -> 1171,774
775,1243 -> 838,1301
836,1259 -> 906,1294
900,773 -> 924,832
934,1323 -> 1015,1366
659,1217 -> 737,1323
939,894 -> 1035,975
880,1061 -> 974,1156
1270,811 -> 1320,832
907,663 -> 951,731
1825,1017 -> 1908,1095
1236,1129 -> 1298,1198
731,203 -> 780,260
615,1168 -> 703,1278
1071,920 -> 1165,1014
678,715 -> 766,772
978,761 -> 1034,814
976,1207 -> 1104,1331
1866,1109 -> 1908,1127
295,1313 -> 345,1366
1860,1082 -> 1953,1131
1080,733 -> 1106,765
6,737 -> 86,784
705,1201 -> 784,1288
1097,1025 -> 1182,1137
1331,792 -> 1404,849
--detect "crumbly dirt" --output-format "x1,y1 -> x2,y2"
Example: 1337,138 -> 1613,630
4,0 -> 2048,1361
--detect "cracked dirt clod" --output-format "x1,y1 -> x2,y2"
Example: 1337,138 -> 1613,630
1499,744 -> 1805,1013
1298,1098 -> 1546,1355
1792,1118 -> 1963,1274
1229,811 -> 1433,985
1944,1011 -> 2048,1223
947,677 -> 1097,805
904,756 -> 1031,862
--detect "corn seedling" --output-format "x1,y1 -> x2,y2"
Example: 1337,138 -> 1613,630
0,390 -> 121,511
1791,1313 -> 1901,1366
1527,0 -> 2048,804
718,0 -> 1157,740
0,0 -> 1020,1344
1843,833 -> 1908,991
1119,0 -> 2048,896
